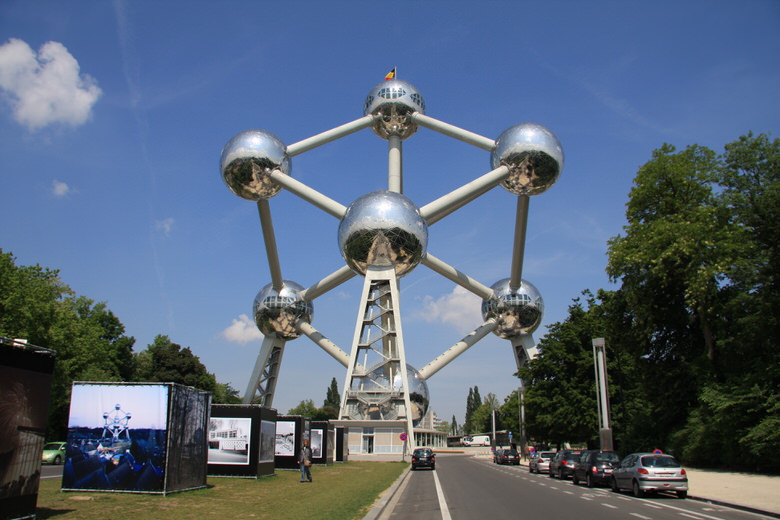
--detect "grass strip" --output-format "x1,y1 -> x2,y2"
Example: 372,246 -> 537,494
36,461 -> 406,520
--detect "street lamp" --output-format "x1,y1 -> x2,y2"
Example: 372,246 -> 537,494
592,338 -> 613,451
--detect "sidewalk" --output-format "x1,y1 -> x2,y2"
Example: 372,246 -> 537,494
359,451 -> 780,518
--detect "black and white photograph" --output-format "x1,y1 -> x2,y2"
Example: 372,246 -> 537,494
274,421 -> 295,456
207,417 -> 250,465
259,420 -> 275,463
310,429 -> 323,459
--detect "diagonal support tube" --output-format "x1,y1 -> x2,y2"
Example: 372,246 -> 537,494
421,253 -> 494,300
411,113 -> 496,151
509,195 -> 530,291
420,165 -> 510,225
418,319 -> 498,380
269,170 -> 347,218
300,265 -> 356,301
286,115 -> 378,156
257,200 -> 283,291
295,320 -> 351,367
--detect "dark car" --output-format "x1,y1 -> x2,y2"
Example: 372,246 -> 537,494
494,448 -> 520,465
572,450 -> 620,487
411,448 -> 435,470
549,449 -> 583,479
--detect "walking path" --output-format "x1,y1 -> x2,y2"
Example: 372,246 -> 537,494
357,451 -> 780,519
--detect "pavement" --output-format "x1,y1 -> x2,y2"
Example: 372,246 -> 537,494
357,450 -> 780,519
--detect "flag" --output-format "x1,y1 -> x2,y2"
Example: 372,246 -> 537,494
384,67 -> 396,80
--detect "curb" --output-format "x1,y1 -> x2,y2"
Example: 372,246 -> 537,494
362,466 -> 411,520
688,496 -> 780,519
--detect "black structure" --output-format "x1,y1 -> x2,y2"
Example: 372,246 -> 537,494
310,421 -> 335,465
335,426 -> 349,462
0,338 -> 56,520
208,404 -> 277,478
274,415 -> 310,470
62,382 -> 210,495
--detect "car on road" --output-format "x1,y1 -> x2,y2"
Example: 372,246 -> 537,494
494,448 -> 520,465
572,449 -> 620,487
611,452 -> 688,498
41,441 -> 67,465
462,435 -> 491,446
411,448 -> 436,470
529,451 -> 555,474
549,449 -> 583,479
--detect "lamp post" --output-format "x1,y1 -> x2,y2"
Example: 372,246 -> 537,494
592,338 -> 613,451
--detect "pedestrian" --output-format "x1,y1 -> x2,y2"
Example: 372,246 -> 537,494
299,438 -> 313,482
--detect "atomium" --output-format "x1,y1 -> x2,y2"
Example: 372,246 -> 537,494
364,78 -> 426,140
491,123 -> 564,196
482,278 -> 544,338
253,280 -> 313,340
220,129 -> 290,200
338,191 -> 428,278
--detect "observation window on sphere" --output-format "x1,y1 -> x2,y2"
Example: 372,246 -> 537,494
410,93 -> 425,110
378,87 -> 406,99
364,96 -> 374,112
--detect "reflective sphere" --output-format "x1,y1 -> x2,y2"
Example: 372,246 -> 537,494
338,191 -> 428,278
220,130 -> 290,200
491,123 -> 564,196
354,364 -> 429,426
482,278 -> 544,338
363,79 -> 426,140
252,280 -> 313,340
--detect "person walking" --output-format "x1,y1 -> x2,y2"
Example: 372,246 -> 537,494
299,438 -> 313,482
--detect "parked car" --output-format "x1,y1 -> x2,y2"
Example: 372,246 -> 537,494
411,448 -> 436,470
549,449 -> 583,479
611,452 -> 688,498
572,450 -> 620,487
41,441 -> 67,465
529,451 -> 556,474
494,448 -> 520,465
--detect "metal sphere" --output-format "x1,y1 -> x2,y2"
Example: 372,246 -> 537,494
363,79 -> 426,140
491,123 -> 564,196
338,191 -> 428,278
482,278 -> 544,338
356,364 -> 429,426
252,280 -> 313,340
220,130 -> 290,200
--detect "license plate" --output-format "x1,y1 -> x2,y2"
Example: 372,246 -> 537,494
604,469 -> 613,473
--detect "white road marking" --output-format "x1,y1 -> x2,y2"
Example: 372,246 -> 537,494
630,513 -> 652,519
601,503 -> 618,509
679,513 -> 704,520
433,469 -> 452,520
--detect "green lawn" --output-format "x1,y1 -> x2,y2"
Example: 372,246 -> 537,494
36,461 -> 407,520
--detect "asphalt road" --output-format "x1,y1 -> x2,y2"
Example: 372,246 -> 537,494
384,453 -> 775,520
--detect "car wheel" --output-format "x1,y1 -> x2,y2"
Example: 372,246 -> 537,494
586,474 -> 594,488
431,464 -> 436,471
572,473 -> 579,485
411,466 -> 416,471
54,455 -> 62,465
559,469 -> 565,480
610,477 -> 619,492
632,480 -> 644,498
549,469 -> 554,478
677,490 -> 687,499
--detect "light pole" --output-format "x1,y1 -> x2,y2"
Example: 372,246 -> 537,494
592,338 -> 613,451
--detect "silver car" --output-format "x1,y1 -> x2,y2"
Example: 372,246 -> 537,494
611,452 -> 688,498
528,451 -> 555,474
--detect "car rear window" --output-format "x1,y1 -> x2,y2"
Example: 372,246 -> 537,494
596,453 -> 620,462
540,452 -> 555,458
504,450 -> 518,456
44,443 -> 62,450
641,456 -> 680,468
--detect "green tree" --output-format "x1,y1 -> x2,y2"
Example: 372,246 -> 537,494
321,377 -> 340,419
134,335 -> 217,393
518,293 -> 603,449
451,414 -> 459,436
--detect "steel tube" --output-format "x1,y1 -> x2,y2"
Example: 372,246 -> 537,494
420,165 -> 510,225
286,115 -> 378,156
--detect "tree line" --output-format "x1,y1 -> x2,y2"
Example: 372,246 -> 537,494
462,133 -> 779,472
0,250 -> 241,440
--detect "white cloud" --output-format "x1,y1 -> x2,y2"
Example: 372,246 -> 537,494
52,179 -> 71,197
419,285 -> 482,335
0,38 -> 102,130
222,314 -> 263,344
155,217 -> 174,236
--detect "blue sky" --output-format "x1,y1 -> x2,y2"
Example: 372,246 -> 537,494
2,1 -> 778,427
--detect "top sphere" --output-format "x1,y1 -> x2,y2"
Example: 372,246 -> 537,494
363,79 -> 426,140
338,191 -> 428,278
220,130 -> 290,200
491,123 -> 564,196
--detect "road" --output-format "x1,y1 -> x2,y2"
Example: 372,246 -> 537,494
384,453 -> 774,520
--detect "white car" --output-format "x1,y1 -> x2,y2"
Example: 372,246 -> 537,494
462,435 -> 491,446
